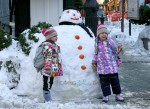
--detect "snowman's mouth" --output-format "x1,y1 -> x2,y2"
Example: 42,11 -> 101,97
71,18 -> 79,20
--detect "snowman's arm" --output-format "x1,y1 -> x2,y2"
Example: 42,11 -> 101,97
79,23 -> 94,37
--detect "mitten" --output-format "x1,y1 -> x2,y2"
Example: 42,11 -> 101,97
92,62 -> 97,72
117,44 -> 124,54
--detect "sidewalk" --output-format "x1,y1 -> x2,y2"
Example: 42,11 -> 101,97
117,54 -> 150,108
120,55 -> 150,93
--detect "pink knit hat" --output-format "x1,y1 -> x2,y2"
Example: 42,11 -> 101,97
97,24 -> 108,36
42,28 -> 57,40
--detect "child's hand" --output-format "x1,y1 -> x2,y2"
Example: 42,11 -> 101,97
118,44 -> 122,50
118,43 -> 122,48
117,44 -> 124,54
92,62 -> 97,72
92,62 -> 97,67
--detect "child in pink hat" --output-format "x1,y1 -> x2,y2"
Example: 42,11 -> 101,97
92,24 -> 124,103
39,28 -> 63,102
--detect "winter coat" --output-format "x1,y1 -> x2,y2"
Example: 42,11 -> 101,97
93,38 -> 118,75
41,41 -> 63,77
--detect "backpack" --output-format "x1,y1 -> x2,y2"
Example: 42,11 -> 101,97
33,43 -> 45,71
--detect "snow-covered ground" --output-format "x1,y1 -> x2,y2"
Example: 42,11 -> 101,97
0,19 -> 150,109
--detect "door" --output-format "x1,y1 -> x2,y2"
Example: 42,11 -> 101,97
15,0 -> 30,37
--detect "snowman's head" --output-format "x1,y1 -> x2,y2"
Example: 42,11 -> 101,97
59,9 -> 82,24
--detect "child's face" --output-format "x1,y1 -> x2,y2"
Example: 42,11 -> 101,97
98,32 -> 108,41
50,36 -> 57,42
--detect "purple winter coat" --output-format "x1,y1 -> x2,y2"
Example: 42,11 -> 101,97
93,38 -> 118,75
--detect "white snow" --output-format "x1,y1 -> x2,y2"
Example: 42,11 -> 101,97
0,18 -> 149,108
106,19 -> 149,56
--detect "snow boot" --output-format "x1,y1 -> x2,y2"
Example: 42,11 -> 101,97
102,96 -> 109,103
115,94 -> 124,102
43,90 -> 51,102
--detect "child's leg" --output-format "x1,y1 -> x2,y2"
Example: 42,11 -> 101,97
43,75 -> 53,102
109,74 -> 124,101
109,73 -> 121,94
99,74 -> 111,96
43,75 -> 49,91
43,76 -> 54,90
49,77 -> 54,90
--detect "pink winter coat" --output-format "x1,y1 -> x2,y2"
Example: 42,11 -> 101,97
93,38 -> 118,75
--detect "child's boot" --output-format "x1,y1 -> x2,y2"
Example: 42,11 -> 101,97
43,90 -> 51,102
102,96 -> 109,103
116,94 -> 124,102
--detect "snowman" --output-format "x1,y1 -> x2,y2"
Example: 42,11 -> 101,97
52,9 -> 101,100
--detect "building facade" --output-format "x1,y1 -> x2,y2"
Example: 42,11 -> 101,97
0,0 -> 90,37
30,0 -> 63,26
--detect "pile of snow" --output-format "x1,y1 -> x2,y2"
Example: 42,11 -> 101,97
105,20 -> 150,56
135,25 -> 150,55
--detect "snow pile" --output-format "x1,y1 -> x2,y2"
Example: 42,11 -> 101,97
105,20 -> 150,56
135,25 -> 150,56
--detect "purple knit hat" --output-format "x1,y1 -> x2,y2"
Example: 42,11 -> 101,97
97,24 -> 108,36
42,28 -> 57,40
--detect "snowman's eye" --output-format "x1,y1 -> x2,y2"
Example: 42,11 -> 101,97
73,14 -> 75,16
67,10 -> 70,13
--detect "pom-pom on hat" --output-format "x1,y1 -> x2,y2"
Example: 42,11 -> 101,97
97,24 -> 108,36
42,28 -> 57,40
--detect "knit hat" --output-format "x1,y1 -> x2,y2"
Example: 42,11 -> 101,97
97,24 -> 108,36
42,28 -> 57,40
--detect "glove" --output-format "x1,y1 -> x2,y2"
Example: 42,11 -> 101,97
92,62 -> 97,72
117,44 -> 124,54
92,63 -> 97,67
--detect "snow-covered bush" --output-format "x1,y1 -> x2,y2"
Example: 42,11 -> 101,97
0,29 -> 12,51
18,22 -> 52,55
2,59 -> 20,89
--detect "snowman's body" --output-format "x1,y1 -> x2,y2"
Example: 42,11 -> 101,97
52,9 -> 101,100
